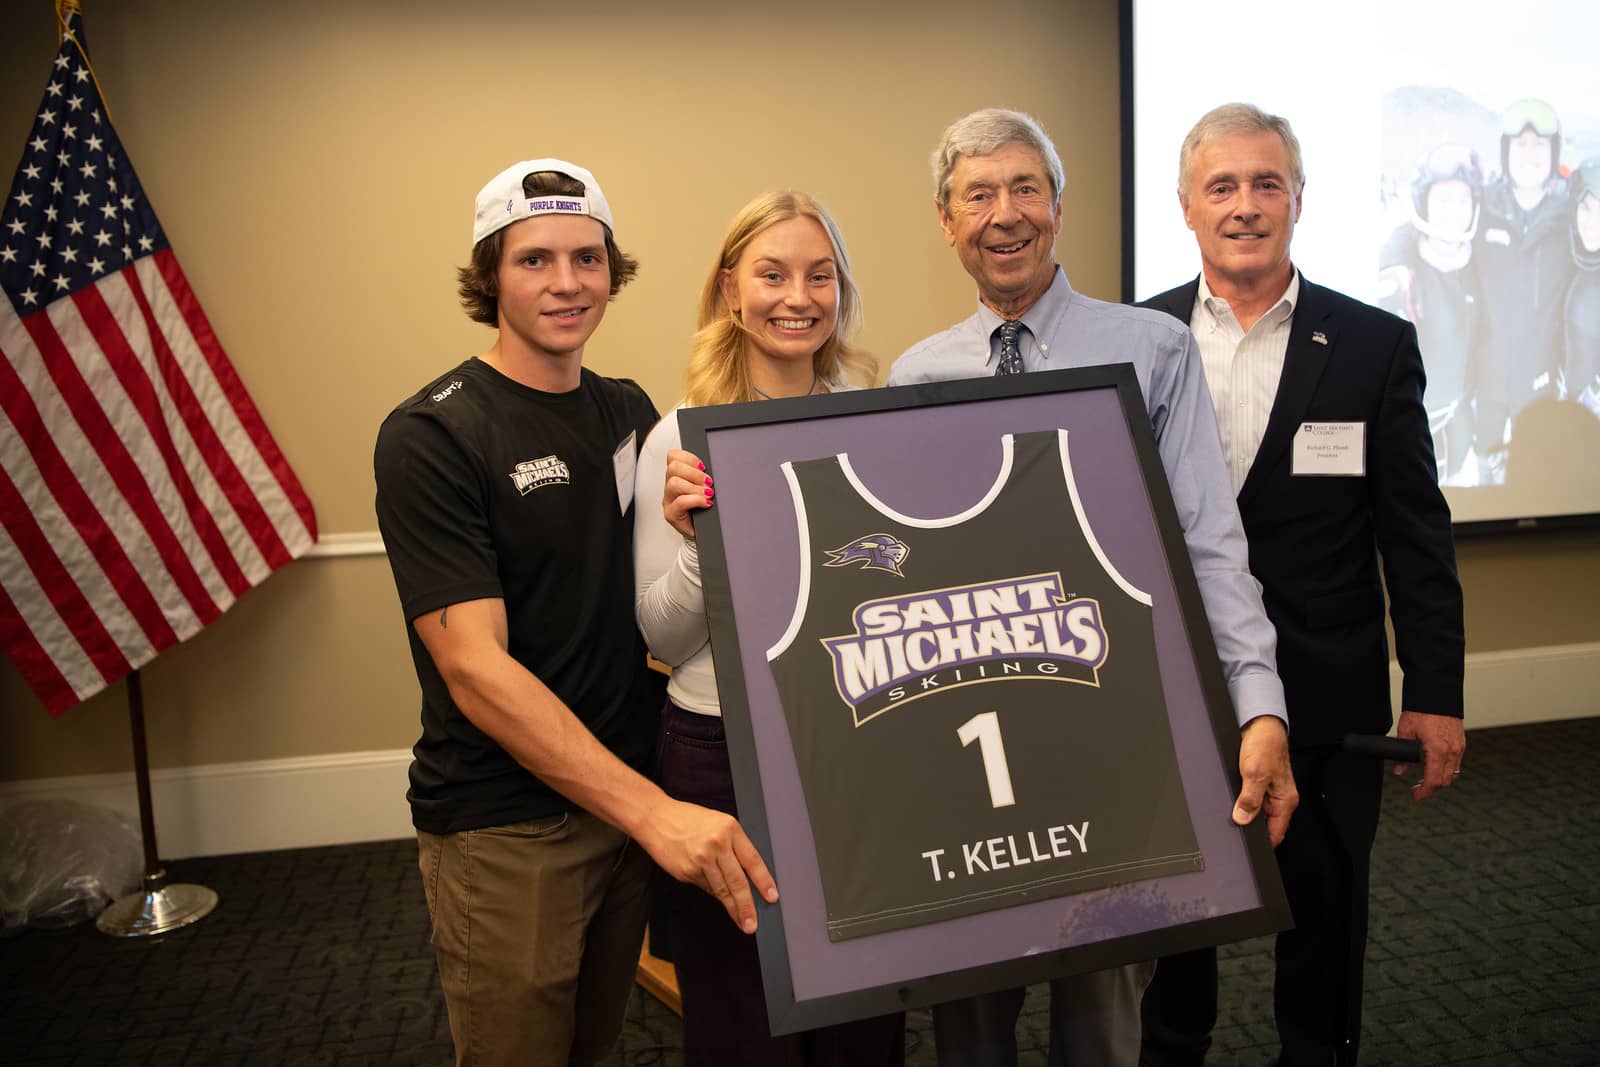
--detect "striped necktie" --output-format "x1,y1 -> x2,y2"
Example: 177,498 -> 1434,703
995,319 -> 1024,375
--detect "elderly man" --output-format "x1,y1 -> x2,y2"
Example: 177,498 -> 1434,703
888,107 -> 1296,1067
1137,103 -> 1466,1067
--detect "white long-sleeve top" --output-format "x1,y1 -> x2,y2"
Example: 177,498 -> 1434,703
1191,271 -> 1299,494
633,406 -> 721,715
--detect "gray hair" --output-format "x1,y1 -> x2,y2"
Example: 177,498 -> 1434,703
931,108 -> 1066,210
1178,103 -> 1305,205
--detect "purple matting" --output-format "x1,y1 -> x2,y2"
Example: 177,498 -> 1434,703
705,386 -> 1263,1001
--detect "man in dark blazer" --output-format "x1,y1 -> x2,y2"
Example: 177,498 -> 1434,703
1137,104 -> 1467,1067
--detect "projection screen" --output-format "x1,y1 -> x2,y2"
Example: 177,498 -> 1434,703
1125,0 -> 1600,532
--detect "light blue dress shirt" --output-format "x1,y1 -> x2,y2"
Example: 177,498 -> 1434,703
888,267 -> 1287,727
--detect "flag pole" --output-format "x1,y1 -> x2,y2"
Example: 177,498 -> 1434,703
5,0 -> 315,927
95,668 -> 218,937
127,668 -> 160,874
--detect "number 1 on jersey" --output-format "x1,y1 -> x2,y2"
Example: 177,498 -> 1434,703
957,711 -> 1016,808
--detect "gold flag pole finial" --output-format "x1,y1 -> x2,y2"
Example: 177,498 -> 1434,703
55,0 -> 82,34
51,0 -> 113,123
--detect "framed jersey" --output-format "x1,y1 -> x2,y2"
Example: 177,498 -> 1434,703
680,366 -> 1289,1035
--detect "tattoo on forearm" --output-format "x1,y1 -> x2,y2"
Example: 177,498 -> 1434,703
440,606 -> 448,629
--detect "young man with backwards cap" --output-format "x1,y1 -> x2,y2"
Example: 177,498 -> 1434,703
375,160 -> 778,1067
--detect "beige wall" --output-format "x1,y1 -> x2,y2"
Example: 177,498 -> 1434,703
2,0 -> 1595,782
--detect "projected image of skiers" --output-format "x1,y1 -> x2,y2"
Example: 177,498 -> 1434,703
1131,0 -> 1600,528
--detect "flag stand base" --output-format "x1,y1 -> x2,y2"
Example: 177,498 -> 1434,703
96,870 -> 217,938
96,670 -> 218,938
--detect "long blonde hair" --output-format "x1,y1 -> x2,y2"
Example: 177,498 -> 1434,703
684,191 -> 876,408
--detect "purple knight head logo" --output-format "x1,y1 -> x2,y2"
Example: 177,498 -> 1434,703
824,533 -> 910,577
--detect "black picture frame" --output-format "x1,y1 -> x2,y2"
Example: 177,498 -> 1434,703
679,365 -> 1289,1034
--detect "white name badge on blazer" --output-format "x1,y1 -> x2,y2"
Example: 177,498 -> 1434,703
1292,421 -> 1365,476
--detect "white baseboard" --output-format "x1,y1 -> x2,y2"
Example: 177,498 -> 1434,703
303,530 -> 385,559
1391,641 -> 1600,728
0,749 -> 413,860
3,643 -> 1595,859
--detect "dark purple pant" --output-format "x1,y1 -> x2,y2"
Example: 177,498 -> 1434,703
657,701 -> 906,1067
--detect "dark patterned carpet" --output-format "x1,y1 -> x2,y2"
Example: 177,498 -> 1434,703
1,718 -> 1596,1066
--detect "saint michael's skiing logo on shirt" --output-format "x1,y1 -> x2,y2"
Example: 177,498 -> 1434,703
821,570 -> 1110,726
509,455 -> 570,495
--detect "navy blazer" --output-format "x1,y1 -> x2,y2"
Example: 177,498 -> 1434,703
1139,275 -> 1464,747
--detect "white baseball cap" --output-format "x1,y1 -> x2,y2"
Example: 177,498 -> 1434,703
472,158 -> 615,246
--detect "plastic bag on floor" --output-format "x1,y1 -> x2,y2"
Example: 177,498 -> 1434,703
0,799 -> 141,932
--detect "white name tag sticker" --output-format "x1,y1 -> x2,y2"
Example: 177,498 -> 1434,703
1292,421 -> 1365,476
613,430 -> 637,514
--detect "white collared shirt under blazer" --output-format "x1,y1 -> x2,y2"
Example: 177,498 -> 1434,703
1191,271 -> 1301,494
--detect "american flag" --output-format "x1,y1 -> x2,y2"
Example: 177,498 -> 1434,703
1,12 -> 317,715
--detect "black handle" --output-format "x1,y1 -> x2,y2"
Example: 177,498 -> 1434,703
1341,733 -> 1422,764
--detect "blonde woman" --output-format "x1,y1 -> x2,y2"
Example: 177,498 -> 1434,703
633,192 -> 902,1064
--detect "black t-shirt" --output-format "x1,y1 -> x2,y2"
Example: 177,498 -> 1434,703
374,358 -> 664,834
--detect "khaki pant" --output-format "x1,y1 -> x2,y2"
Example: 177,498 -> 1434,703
417,810 -> 652,1067
932,962 -> 1157,1066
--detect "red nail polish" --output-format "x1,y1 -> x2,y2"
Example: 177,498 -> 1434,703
705,488 -> 714,498
698,462 -> 705,471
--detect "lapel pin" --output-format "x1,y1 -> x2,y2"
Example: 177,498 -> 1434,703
1312,331 -> 1328,346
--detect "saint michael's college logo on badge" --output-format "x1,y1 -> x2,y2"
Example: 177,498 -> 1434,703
509,455 -> 570,495
824,533 -> 910,577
